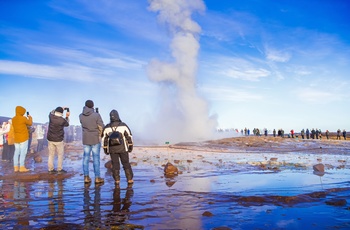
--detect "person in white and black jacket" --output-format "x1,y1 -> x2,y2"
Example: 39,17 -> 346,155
101,109 -> 134,185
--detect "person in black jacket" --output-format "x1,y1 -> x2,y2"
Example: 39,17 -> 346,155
101,109 -> 134,185
47,107 -> 70,174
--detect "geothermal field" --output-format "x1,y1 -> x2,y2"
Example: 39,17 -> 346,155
0,136 -> 350,229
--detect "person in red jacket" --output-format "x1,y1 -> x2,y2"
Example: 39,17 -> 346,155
12,106 -> 33,172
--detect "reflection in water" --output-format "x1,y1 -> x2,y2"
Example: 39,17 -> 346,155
1,146 -> 349,229
106,184 -> 134,227
83,183 -> 102,228
13,181 -> 31,227
165,174 -> 177,187
48,179 -> 64,225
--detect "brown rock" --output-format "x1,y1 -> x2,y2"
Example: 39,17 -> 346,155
325,199 -> 347,206
313,163 -> 325,173
212,227 -> 231,230
164,162 -> 178,175
202,211 -> 214,217
34,155 -> 42,163
104,161 -> 112,169
270,157 -> 278,161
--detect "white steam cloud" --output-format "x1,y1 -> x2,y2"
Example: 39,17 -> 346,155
146,0 -> 218,144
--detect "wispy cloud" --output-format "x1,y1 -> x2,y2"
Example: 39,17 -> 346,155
222,67 -> 270,81
296,87 -> 339,103
49,0 -> 163,43
265,46 -> 291,63
205,56 -> 270,81
0,60 -> 105,82
28,45 -> 146,70
201,85 -> 263,102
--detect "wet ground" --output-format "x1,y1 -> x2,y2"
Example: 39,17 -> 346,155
0,136 -> 350,229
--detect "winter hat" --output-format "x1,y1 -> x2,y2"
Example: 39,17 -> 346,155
55,107 -> 64,113
85,100 -> 94,108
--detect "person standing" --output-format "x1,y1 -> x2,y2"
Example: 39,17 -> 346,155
36,124 -> 45,152
1,120 -> 15,162
101,109 -> 134,185
12,106 -> 33,172
1,121 -> 10,161
301,129 -> 305,139
27,125 -> 35,154
337,129 -> 341,140
306,128 -> 310,139
79,100 -> 105,184
47,107 -> 70,174
315,129 -> 319,139
6,120 -> 15,162
325,130 -> 330,140
343,130 -> 347,140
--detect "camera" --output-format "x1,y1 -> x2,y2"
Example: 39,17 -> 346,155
65,108 -> 70,112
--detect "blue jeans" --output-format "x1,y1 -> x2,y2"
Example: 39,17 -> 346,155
83,143 -> 101,177
14,140 -> 28,167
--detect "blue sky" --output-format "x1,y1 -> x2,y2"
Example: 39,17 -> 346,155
1,0 -> 349,143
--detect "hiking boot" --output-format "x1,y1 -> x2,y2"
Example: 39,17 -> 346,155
19,166 -> 30,172
84,176 -> 92,184
57,169 -> 67,174
48,169 -> 57,174
95,177 -> 104,184
14,166 -> 19,172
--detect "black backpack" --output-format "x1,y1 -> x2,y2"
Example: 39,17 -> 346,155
108,126 -> 124,146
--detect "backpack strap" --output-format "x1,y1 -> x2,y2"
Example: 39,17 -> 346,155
110,123 -> 119,132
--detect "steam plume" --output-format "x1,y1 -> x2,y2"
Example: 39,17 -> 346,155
146,0 -> 218,144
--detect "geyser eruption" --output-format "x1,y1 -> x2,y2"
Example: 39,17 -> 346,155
146,0 -> 218,144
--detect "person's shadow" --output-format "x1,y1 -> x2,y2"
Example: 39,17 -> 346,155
106,184 -> 134,226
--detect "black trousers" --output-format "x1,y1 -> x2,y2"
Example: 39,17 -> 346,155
2,143 -> 14,161
110,151 -> 133,181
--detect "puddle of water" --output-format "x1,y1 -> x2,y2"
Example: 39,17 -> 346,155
172,169 -> 350,195
1,147 -> 350,229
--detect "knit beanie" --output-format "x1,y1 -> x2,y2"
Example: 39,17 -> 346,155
55,107 -> 64,113
85,100 -> 94,108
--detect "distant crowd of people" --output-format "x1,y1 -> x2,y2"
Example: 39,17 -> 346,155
0,100 -> 134,186
239,127 -> 347,140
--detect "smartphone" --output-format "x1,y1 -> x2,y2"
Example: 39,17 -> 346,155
26,111 -> 29,116
65,108 -> 70,112
96,108 -> 99,113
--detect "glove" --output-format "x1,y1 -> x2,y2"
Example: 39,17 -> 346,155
128,144 -> 133,153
